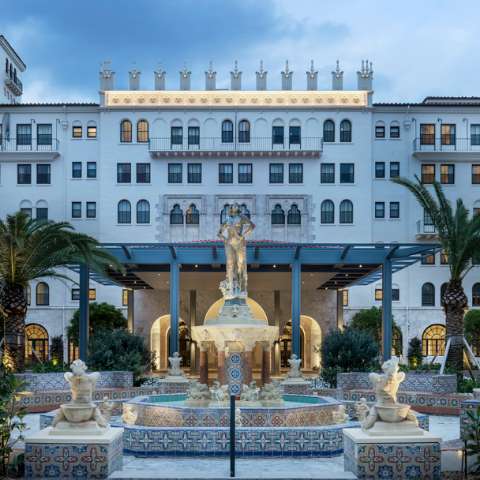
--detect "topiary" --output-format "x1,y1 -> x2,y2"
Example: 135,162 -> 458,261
407,337 -> 423,369
321,327 -> 379,387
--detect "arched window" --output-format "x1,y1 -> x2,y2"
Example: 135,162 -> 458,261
321,200 -> 335,224
422,282 -> 435,306
473,283 -> 480,306
271,204 -> 285,225
222,120 -> 234,143
220,204 -> 230,224
422,324 -> 446,356
36,282 -> 49,306
287,204 -> 301,225
170,204 -> 183,225
25,323 -> 49,362
240,204 -> 250,219
137,120 -> 149,143
186,204 -> 199,225
136,200 -> 150,224
117,200 -> 131,224
323,120 -> 335,143
120,119 -> 132,143
238,120 -> 250,143
340,119 -> 352,142
339,199 -> 353,224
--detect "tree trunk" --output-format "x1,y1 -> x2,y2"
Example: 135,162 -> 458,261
0,284 -> 27,371
442,280 -> 468,373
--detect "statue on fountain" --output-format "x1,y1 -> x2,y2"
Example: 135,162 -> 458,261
240,381 -> 260,404
209,381 -> 229,404
259,381 -> 284,406
287,354 -> 303,379
167,351 -> 185,378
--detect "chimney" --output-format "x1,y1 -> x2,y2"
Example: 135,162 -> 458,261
256,60 -> 267,91
331,60 -> 344,90
230,60 -> 242,90
179,64 -> 191,90
281,60 -> 293,90
99,61 -> 115,91
154,65 -> 166,90
306,60 -> 318,90
205,61 -> 216,90
357,59 -> 373,90
129,68 -> 141,90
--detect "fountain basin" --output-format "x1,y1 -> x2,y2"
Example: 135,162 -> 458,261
60,403 -> 96,423
375,403 -> 411,423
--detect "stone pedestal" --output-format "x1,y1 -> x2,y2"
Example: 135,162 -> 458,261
199,348 -> 208,385
343,427 -> 441,480
25,427 -> 123,479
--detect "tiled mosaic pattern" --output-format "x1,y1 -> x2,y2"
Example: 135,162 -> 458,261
343,434 -> 441,480
282,383 -> 313,395
460,398 -> 480,439
227,352 -> 243,396
16,370 -> 133,392
337,371 -> 457,394
25,432 -> 123,479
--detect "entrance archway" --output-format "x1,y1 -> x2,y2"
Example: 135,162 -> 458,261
25,323 -> 49,364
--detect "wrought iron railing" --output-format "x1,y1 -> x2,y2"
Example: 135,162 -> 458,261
413,137 -> 480,152
0,137 -> 59,152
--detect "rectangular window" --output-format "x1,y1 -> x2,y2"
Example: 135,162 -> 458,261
238,163 -> 252,183
320,163 -> 335,183
421,253 -> 435,265
87,125 -> 97,138
122,289 -> 129,306
390,125 -> 400,138
71,201 -> 82,218
392,288 -> 400,301
136,163 -> 151,183
16,124 -> 32,146
375,162 -> 385,179
289,126 -> 301,145
72,125 -> 83,138
36,207 -> 48,221
219,163 -> 233,184
390,162 -> 400,178
87,162 -> 97,179
36,124 -> 52,146
420,124 -> 435,145
187,163 -> 202,183
421,164 -> 435,184
17,164 -> 31,184
375,288 -> 383,301
342,289 -> 349,307
389,201 -> 400,219
188,126 -> 200,146
36,164 -> 51,184
20,207 -> 32,217
117,163 -> 131,183
441,124 -> 456,145
71,288 -> 80,301
473,165 -> 480,184
471,124 -> 480,146
72,162 -> 82,179
86,202 -> 96,219
269,163 -> 284,184
375,125 -> 385,138
440,164 -> 455,184
171,126 -> 183,145
340,163 -> 354,183
375,202 -> 385,219
272,126 -> 284,145
440,250 -> 449,265
168,163 -> 182,183
89,289 -> 96,301
289,163 -> 303,183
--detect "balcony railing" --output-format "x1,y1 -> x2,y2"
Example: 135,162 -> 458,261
149,136 -> 323,157
413,137 -> 480,154
0,137 -> 59,153
4,75 -> 23,96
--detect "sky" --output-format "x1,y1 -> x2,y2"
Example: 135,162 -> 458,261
2,0 -> 480,103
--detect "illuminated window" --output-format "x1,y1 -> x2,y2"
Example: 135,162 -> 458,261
420,124 -> 435,145
87,121 -> 97,139
36,282 -> 49,306
25,324 -> 49,362
422,324 -> 446,356
441,124 -> 456,145
440,250 -> 449,265
122,289 -> 129,306
421,253 -> 435,265
136,120 -> 149,143
440,164 -> 455,184
120,119 -> 132,143
89,289 -> 96,301
72,123 -> 82,138
472,165 -> 480,184
375,288 -> 382,301
186,204 -> 199,225
421,164 -> 435,184
342,289 -> 349,307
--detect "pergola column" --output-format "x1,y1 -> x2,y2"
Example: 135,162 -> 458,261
382,257 -> 393,361
79,264 -> 90,362
127,290 -> 135,332
261,343 -> 271,385
243,345 -> 254,385
291,260 -> 302,358
199,343 -> 209,384
169,260 -> 180,357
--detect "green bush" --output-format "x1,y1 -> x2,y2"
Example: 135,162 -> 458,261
465,309 -> 480,349
321,328 -> 379,387
88,329 -> 151,382
68,302 -> 127,346
50,335 -> 64,365
28,360 -> 66,373
407,337 -> 423,369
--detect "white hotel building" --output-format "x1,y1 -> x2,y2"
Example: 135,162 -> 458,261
1,35 -> 479,370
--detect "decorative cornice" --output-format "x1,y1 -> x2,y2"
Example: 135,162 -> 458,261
104,90 -> 369,109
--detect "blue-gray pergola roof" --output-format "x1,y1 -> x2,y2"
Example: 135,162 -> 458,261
82,241 -> 440,290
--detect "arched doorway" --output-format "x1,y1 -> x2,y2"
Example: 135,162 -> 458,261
25,323 -> 49,363
422,324 -> 446,356
280,320 -> 304,368
166,320 -> 192,368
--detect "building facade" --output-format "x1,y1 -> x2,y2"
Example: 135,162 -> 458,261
1,41 -> 479,368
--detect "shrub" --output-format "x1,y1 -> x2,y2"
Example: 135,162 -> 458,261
321,328 -> 379,387
465,310 -> 480,350
68,302 -> 127,346
29,360 -> 66,373
50,335 -> 64,365
407,337 -> 423,369
88,329 -> 151,382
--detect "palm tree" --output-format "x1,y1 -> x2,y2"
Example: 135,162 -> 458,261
0,212 -> 123,371
392,176 -> 480,372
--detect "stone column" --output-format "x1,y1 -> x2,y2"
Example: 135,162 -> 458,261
261,343 -> 271,385
199,343 -> 209,385
243,349 -> 253,385
217,348 -> 226,385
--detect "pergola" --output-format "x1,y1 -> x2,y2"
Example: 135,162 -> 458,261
74,241 -> 440,364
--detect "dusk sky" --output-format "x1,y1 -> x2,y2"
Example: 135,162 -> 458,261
2,0 -> 479,103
